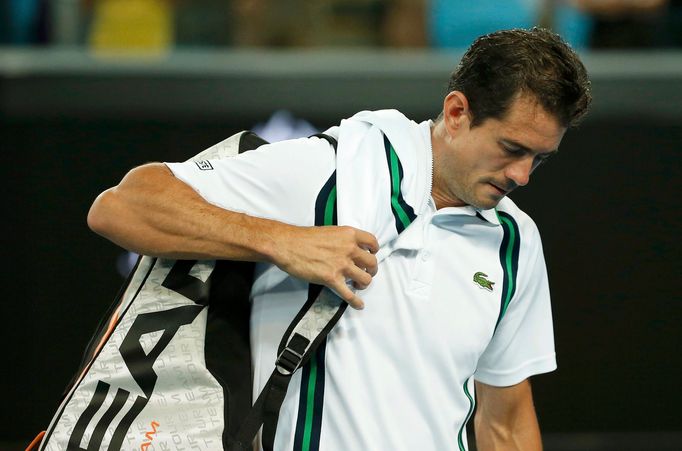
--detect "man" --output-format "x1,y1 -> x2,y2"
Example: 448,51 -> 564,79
88,28 -> 591,450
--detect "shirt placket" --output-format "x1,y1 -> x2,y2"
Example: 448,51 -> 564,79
407,218 -> 434,299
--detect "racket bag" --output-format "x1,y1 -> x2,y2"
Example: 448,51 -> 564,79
34,131 -> 346,451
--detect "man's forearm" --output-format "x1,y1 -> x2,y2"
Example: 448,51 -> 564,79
87,162 -> 379,308
474,379 -> 543,451
474,415 -> 542,451
87,163 -> 280,261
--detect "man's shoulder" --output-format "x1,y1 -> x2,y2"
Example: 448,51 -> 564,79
492,199 -> 549,274
348,109 -> 411,122
341,109 -> 421,134
494,197 -> 542,242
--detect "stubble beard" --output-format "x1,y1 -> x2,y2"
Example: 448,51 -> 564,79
467,180 -> 507,210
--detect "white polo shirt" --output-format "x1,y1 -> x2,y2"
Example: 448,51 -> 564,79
166,116 -> 556,451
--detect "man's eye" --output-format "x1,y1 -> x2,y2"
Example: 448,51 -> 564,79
503,145 -> 522,155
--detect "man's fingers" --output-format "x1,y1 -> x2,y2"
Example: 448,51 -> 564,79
354,229 -> 380,254
345,265 -> 372,290
332,282 -> 365,310
279,225 -> 379,310
352,249 -> 378,277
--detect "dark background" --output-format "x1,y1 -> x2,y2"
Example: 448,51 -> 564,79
1,51 -> 680,449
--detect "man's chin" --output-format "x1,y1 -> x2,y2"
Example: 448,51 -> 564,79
471,195 -> 503,210
470,183 -> 509,210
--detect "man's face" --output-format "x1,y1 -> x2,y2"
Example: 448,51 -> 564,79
433,93 -> 566,210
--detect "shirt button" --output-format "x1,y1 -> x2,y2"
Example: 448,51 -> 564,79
421,251 -> 430,261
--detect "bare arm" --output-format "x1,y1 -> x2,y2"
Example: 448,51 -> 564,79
474,379 -> 543,451
87,163 -> 378,308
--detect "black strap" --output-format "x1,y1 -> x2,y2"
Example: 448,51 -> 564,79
261,371 -> 291,450
310,133 -> 338,150
231,370 -> 290,451
230,132 -> 340,451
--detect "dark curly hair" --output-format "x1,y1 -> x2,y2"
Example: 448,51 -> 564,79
445,27 -> 592,128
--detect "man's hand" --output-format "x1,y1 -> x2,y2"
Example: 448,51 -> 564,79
88,163 -> 380,310
272,225 -> 379,310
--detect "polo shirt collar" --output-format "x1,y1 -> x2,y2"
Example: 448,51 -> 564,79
377,205 -> 499,262
432,204 -> 501,226
476,207 -> 501,225
376,218 -> 426,261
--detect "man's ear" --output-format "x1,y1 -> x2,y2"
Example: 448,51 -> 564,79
442,91 -> 471,137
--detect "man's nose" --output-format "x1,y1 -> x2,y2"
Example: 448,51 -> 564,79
505,156 -> 533,187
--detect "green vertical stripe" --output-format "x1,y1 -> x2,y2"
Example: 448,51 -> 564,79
299,184 -> 335,451
302,357 -> 318,451
389,147 -> 412,229
500,215 -> 516,319
457,377 -> 475,451
494,211 -> 520,331
324,186 -> 336,226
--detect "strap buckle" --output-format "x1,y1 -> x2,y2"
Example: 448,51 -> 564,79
275,346 -> 304,376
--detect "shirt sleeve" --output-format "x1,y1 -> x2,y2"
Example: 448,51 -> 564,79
165,136 -> 336,226
474,222 -> 557,387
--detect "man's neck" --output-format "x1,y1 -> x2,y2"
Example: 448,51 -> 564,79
429,121 -> 466,210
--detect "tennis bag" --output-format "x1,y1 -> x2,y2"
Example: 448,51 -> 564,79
35,131 -> 348,451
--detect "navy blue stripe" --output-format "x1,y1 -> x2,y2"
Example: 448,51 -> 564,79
496,211 -> 521,330
309,339 -> 327,450
293,361 -> 312,450
294,168 -> 336,451
314,172 -> 336,227
383,134 -> 417,233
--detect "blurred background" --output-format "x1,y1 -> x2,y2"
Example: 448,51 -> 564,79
1,0 -> 681,449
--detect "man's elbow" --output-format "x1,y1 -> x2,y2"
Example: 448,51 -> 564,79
87,188 -> 119,238
87,163 -> 168,238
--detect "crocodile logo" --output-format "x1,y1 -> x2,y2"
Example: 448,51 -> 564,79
473,272 -> 495,292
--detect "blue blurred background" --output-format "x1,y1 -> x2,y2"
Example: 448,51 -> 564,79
1,1 -> 681,449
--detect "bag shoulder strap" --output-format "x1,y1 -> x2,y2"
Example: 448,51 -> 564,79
232,133 -> 344,451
